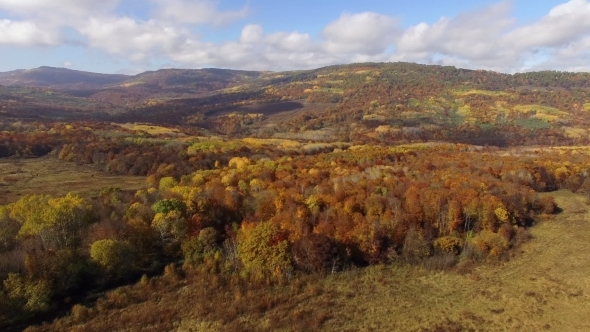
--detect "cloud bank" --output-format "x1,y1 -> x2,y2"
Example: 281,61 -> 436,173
0,0 -> 589,72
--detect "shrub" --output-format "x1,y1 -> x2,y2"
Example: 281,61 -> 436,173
433,236 -> 463,255
181,227 -> 220,267
71,304 -> 90,322
291,233 -> 339,273
535,196 -> 558,214
402,227 -> 431,262
498,223 -> 515,242
3,273 -> 52,312
423,253 -> 458,270
469,230 -> 509,261
0,212 -> 19,252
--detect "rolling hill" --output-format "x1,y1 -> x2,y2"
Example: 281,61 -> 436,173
2,62 -> 590,147
0,66 -> 128,89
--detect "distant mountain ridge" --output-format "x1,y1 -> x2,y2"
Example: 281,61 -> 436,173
0,66 -> 129,88
3,63 -> 590,90
0,66 -> 266,90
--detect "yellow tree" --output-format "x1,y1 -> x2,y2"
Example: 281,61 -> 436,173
90,239 -> 136,279
237,221 -> 292,282
12,193 -> 92,249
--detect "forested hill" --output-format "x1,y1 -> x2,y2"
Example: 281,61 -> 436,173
2,62 -> 590,146
0,67 -> 129,88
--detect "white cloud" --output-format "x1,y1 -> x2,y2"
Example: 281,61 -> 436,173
169,30 -> 331,71
78,17 -> 187,62
0,0 -> 120,18
265,31 -> 313,52
523,36 -> 590,72
396,2 -> 515,64
151,0 -> 248,26
1,0 -> 590,73
0,0 -> 121,47
239,24 -> 263,43
392,0 -> 590,72
63,61 -> 73,68
504,0 -> 590,50
0,19 -> 59,46
555,36 -> 590,59
322,12 -> 399,55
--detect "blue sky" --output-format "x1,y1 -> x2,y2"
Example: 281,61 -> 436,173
0,0 -> 588,74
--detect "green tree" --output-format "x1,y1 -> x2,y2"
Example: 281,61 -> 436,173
152,198 -> 187,216
45,193 -> 93,249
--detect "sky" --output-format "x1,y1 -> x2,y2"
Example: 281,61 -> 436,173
0,0 -> 589,74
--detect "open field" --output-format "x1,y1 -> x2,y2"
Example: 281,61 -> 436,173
0,156 -> 146,204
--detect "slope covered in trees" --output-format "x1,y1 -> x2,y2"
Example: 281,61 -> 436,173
3,62 -> 590,147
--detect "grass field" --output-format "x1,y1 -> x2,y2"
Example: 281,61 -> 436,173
37,190 -> 590,331
0,157 -> 146,204
459,89 -> 512,97
514,118 -> 552,129
116,123 -> 184,136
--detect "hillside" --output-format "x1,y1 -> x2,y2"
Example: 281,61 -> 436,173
0,67 -> 128,89
89,68 -> 265,107
118,63 -> 590,146
2,62 -> 590,147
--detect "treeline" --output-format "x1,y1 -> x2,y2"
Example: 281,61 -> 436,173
0,121 -> 251,176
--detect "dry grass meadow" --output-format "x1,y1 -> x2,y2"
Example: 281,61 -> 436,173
0,156 -> 145,204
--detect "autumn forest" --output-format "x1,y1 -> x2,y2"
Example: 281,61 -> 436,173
1,62 -> 590,331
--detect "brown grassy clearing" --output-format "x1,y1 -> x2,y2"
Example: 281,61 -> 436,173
28,190 -> 590,331
0,156 -> 146,204
207,101 -> 332,119
115,123 -> 185,136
